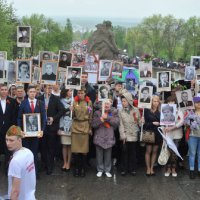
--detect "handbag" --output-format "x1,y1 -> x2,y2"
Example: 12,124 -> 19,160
158,141 -> 170,165
141,130 -> 155,144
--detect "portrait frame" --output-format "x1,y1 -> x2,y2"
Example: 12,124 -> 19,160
17,26 -> 31,48
71,52 -> 85,67
32,66 -> 41,84
160,104 -> 177,126
39,51 -> 53,65
157,71 -> 171,92
7,61 -> 16,84
138,86 -> 153,109
65,66 -> 82,90
0,59 -> 5,82
41,60 -> 58,85
176,89 -> 194,111
57,68 -> 66,84
184,66 -> 195,81
0,51 -> 7,60
23,113 -> 41,137
112,61 -> 123,76
195,81 -> 200,97
190,56 -> 200,69
139,61 -> 152,80
58,50 -> 72,69
16,59 -> 32,83
98,84 -> 110,101
98,60 -> 113,81
84,53 -> 99,73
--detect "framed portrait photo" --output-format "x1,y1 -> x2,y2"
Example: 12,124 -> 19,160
98,84 -> 110,101
57,69 -> 66,84
23,113 -> 41,137
16,59 -> 32,83
41,61 -> 58,85
17,26 -> 31,48
185,66 -> 195,81
157,71 -> 171,92
32,66 -> 41,84
0,51 -> 7,60
112,61 -> 123,76
139,61 -> 152,80
39,51 -> 53,65
65,66 -> 82,90
138,86 -> 153,109
7,61 -> 16,84
176,89 -> 194,111
84,53 -> 99,73
0,59 -> 5,82
160,104 -> 177,126
58,50 -> 72,69
190,56 -> 200,69
98,60 -> 112,81
72,52 -> 85,66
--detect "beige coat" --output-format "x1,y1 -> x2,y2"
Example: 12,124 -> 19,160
119,107 -> 141,142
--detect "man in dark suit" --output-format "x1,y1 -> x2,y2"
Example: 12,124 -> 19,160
38,85 -> 64,175
42,63 -> 56,81
100,62 -> 110,76
140,87 -> 151,103
67,68 -> 80,86
59,52 -> 71,68
159,72 -> 169,88
140,65 -> 151,78
0,84 -> 16,172
179,91 -> 193,108
17,85 -> 47,176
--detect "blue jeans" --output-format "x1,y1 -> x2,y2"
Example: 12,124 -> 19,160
188,136 -> 200,171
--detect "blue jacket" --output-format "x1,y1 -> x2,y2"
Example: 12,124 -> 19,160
17,98 -> 47,131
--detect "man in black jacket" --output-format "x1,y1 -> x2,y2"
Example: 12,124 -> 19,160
38,85 -> 64,175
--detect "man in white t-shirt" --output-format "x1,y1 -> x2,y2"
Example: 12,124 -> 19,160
6,125 -> 36,200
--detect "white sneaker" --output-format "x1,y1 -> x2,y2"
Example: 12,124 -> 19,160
96,172 -> 103,177
172,172 -> 177,177
164,172 -> 171,177
105,172 -> 112,178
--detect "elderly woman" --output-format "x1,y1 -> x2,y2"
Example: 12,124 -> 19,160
118,91 -> 141,176
143,95 -> 161,176
92,99 -> 119,178
71,86 -> 93,177
163,96 -> 183,177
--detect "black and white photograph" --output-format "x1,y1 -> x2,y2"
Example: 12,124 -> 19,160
39,51 -> 53,63
66,66 -> 82,90
32,66 -> 40,84
157,71 -> 171,92
17,26 -> 31,48
196,74 -> 200,84
190,56 -> 200,69
112,61 -> 123,76
176,89 -> 194,110
185,66 -> 195,81
138,86 -> 153,109
57,69 -> 66,84
98,84 -> 110,101
0,51 -> 7,60
160,104 -> 176,126
139,61 -> 152,80
0,59 -> 5,81
16,59 -> 32,83
58,50 -> 72,69
195,82 -> 200,97
84,53 -> 99,73
7,61 -> 16,83
72,52 -> 85,66
98,60 -> 112,81
59,115 -> 72,136
23,113 -> 41,137
41,61 -> 58,85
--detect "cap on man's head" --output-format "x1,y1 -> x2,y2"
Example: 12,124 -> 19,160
193,96 -> 200,103
6,125 -> 23,137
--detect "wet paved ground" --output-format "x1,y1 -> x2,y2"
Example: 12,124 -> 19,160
0,157 -> 200,200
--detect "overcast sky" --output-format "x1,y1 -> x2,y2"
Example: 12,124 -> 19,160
7,0 -> 200,19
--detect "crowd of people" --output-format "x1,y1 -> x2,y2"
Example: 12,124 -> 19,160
1,71 -> 200,199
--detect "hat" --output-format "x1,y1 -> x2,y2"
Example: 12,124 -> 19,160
6,125 -> 23,137
193,96 -> 200,103
121,90 -> 133,107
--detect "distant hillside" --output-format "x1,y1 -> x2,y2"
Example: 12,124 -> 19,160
52,16 -> 141,32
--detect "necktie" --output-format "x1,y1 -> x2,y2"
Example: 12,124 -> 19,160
30,101 -> 34,113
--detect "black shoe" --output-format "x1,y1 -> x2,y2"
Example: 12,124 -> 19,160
73,169 -> 79,177
189,171 -> 195,179
121,171 -> 126,176
80,169 -> 86,177
130,171 -> 136,176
